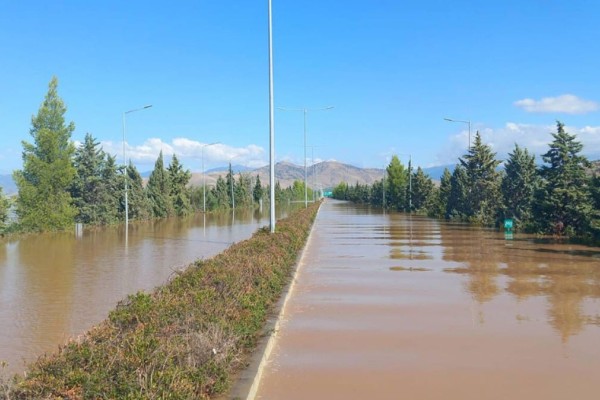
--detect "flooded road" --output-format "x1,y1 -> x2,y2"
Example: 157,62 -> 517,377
256,200 -> 600,400
0,207 -> 294,374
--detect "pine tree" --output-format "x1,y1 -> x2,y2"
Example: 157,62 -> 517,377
534,121 -> 592,235
167,154 -> 192,216
459,132 -> 502,225
13,77 -> 77,231
502,144 -> 537,230
146,151 -> 174,218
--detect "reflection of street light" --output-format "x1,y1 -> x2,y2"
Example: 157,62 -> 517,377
122,104 -> 152,228
278,106 -> 334,207
201,142 -> 219,213
444,117 -> 471,150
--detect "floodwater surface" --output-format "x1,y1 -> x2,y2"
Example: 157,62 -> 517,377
0,207 -> 294,374
256,200 -> 600,400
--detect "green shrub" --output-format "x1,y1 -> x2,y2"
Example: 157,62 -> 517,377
5,202 -> 320,399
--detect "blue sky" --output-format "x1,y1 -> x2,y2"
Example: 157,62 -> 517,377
2,0 -> 600,174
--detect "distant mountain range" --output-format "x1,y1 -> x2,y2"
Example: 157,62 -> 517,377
4,160 -> 600,196
191,161 -> 454,189
0,162 -> 453,196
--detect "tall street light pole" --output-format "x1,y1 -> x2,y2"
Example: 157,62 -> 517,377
228,155 -> 240,211
444,117 -> 471,150
278,106 -> 333,207
307,145 -> 320,201
268,0 -> 275,233
201,142 -> 219,213
122,104 -> 152,229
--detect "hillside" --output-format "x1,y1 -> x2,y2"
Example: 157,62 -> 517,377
191,161 -> 385,190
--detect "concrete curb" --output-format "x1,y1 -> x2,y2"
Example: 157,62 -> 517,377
228,203 -> 322,400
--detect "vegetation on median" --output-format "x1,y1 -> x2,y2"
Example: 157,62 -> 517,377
3,202 -> 320,399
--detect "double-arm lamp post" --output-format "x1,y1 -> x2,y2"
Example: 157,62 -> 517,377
278,106 -> 333,207
122,104 -> 152,228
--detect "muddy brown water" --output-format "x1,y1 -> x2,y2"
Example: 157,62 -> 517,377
0,206 -> 297,375
256,200 -> 600,400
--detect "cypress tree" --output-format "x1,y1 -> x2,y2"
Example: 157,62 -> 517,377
235,173 -> 250,207
212,176 -> 230,209
167,154 -> 192,216
126,162 -> 151,220
146,151 -> 174,218
98,155 -> 121,224
253,175 -> 264,203
225,163 -> 235,208
13,77 -> 77,231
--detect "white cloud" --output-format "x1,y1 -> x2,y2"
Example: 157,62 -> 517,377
436,122 -> 600,165
99,137 -> 266,171
514,94 -> 598,114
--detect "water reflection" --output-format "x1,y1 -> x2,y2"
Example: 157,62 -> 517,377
0,205 -> 298,373
256,200 -> 600,400
378,207 -> 600,341
439,223 -> 600,342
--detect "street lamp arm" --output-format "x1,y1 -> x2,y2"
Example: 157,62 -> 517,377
125,104 -> 153,114
122,104 -> 152,229
444,117 -> 472,150
278,106 -> 334,112
444,117 -> 469,124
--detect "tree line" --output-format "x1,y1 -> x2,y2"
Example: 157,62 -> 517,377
333,122 -> 600,239
0,78 -> 310,234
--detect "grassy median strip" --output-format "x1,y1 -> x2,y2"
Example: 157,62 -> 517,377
4,202 -> 320,400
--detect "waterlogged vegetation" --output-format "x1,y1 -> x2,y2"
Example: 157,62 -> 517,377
0,77 -> 314,236
1,202 -> 319,399
333,123 -> 600,240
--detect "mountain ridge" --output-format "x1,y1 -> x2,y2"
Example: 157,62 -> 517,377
0,162 -> 457,196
